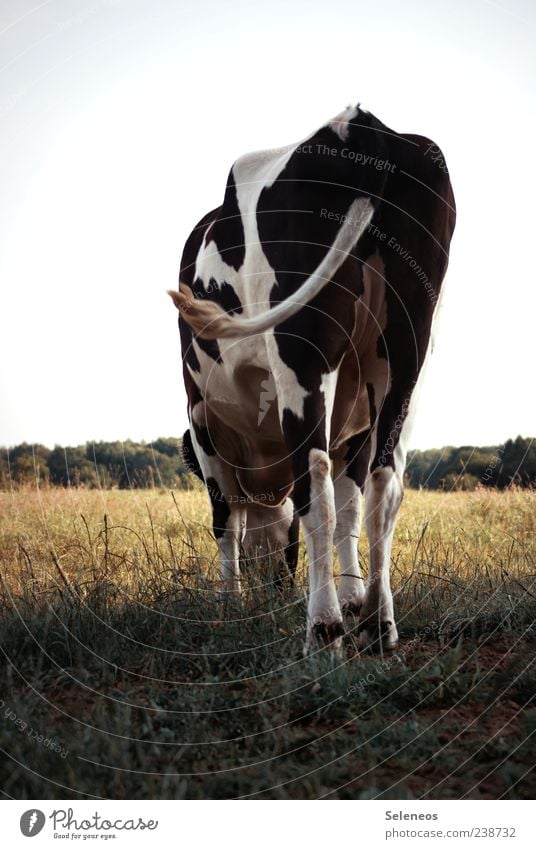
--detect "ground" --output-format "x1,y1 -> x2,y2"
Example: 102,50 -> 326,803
0,485 -> 534,799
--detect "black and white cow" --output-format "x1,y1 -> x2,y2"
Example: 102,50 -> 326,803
170,103 -> 456,653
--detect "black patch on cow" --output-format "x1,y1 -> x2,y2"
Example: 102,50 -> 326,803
187,277 -> 220,363
201,278 -> 243,315
204,171 -> 246,271
344,429 -> 373,493
182,429 -> 204,481
178,207 -> 220,374
376,322 -> 388,362
366,382 -> 377,429
366,131 -> 455,472
206,476 -> 230,539
188,278 -> 244,364
191,334 -> 220,364
192,421 -> 216,457
180,208 -> 220,287
281,390 -> 327,517
180,319 -> 201,374
337,383 -> 377,490
182,362 -> 203,412
370,385 -> 411,473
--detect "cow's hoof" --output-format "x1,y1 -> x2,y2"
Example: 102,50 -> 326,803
357,619 -> 399,653
304,620 -> 344,655
340,598 -> 363,617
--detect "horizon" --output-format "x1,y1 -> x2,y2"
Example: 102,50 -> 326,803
1,432 -> 532,454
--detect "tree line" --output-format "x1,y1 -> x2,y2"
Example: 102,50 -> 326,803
406,435 -> 535,490
0,435 -> 533,491
0,438 -> 191,490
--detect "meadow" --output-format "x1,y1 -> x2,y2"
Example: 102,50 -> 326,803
0,484 -> 534,799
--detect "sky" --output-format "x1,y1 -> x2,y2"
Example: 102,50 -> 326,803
0,0 -> 534,451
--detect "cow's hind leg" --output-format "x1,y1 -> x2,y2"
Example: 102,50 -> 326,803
333,430 -> 371,616
358,465 -> 403,651
281,391 -> 342,653
358,389 -> 412,652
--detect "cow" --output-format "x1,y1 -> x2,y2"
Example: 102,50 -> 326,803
170,103 -> 456,653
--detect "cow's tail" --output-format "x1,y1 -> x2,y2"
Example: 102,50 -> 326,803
169,198 -> 374,340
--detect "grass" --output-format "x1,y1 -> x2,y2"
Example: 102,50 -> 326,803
0,484 -> 535,799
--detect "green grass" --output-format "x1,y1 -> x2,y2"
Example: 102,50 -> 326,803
0,486 -> 535,799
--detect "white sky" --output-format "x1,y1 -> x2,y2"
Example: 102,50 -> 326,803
0,0 -> 534,450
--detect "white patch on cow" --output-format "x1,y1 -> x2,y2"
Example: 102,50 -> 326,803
195,241 -> 238,291
265,333 -> 310,422
233,143 -> 296,193
320,370 -> 339,447
231,146 -> 295,322
332,464 -> 366,612
194,152 -> 283,356
186,349 -> 228,413
303,448 -> 342,652
328,104 -> 359,141
258,371 -> 277,426
187,144 -> 301,426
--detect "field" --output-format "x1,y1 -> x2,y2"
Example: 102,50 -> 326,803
0,485 -> 535,800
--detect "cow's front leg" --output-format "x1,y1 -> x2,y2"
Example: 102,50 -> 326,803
208,476 -> 246,596
187,420 -> 246,598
